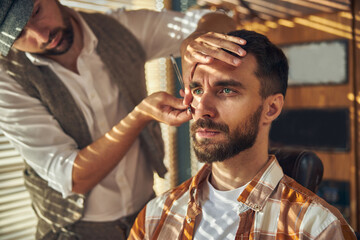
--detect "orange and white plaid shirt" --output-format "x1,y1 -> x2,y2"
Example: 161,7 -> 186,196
129,155 -> 356,240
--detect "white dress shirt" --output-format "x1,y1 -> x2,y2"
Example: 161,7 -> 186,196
0,7 -> 208,221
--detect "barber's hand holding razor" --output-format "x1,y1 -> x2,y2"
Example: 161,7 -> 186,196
136,92 -> 192,127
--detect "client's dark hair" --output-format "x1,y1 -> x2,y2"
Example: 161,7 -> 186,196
227,30 -> 288,98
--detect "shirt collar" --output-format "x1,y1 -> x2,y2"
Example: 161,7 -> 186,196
189,163 -> 211,206
25,7 -> 98,66
188,155 -> 284,213
238,155 -> 283,211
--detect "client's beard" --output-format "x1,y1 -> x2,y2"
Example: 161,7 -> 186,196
190,105 -> 263,163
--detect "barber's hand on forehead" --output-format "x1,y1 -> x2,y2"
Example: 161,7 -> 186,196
181,32 -> 246,106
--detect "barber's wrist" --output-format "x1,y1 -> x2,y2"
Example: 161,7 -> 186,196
132,102 -> 154,126
181,30 -> 207,56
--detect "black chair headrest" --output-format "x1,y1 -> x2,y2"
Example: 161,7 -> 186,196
269,148 -> 324,193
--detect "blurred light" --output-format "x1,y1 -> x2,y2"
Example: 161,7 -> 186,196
278,19 -> 295,28
347,93 -> 355,102
294,17 -> 353,39
305,0 -> 350,11
248,3 -> 288,18
309,15 -> 353,33
244,0 -> 302,16
265,21 -> 278,28
281,0 -> 334,12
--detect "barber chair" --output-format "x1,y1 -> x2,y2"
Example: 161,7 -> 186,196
269,148 -> 323,193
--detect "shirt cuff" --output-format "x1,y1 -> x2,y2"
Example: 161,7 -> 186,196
46,151 -> 78,198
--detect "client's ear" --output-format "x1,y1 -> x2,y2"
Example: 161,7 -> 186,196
263,94 -> 284,123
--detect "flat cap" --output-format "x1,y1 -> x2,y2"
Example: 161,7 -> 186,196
0,0 -> 34,56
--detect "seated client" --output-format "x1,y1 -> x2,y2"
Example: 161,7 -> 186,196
129,30 -> 356,240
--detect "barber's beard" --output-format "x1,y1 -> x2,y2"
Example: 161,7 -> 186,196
190,105 -> 263,163
41,8 -> 74,56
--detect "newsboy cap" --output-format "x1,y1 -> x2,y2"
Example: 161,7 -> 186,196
0,0 -> 34,56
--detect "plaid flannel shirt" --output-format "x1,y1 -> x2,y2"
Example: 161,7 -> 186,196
129,155 -> 356,240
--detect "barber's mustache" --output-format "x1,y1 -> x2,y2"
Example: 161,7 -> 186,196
191,118 -> 229,134
40,28 -> 63,49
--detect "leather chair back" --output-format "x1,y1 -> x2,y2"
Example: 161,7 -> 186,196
269,148 -> 323,193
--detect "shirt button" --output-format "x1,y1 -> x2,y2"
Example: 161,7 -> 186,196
187,217 -> 192,223
76,198 -> 84,206
253,204 -> 260,211
73,212 -> 82,219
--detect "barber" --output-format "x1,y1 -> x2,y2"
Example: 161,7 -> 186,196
0,0 -> 245,239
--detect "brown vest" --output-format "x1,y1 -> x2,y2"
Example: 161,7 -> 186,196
0,12 -> 166,239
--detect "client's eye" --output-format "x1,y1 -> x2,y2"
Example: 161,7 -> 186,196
192,89 -> 203,95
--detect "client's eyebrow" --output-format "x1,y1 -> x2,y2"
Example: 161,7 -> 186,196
189,82 -> 201,89
214,79 -> 245,89
190,79 -> 245,89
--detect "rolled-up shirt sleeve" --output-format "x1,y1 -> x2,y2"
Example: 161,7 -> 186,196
0,71 -> 78,197
109,8 -> 210,60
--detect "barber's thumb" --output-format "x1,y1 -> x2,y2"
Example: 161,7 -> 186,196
183,88 -> 193,106
165,95 -> 188,110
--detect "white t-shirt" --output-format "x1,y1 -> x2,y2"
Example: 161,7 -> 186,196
194,176 -> 249,240
0,7 -> 209,221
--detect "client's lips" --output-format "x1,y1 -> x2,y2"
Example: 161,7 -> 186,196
196,128 -> 221,138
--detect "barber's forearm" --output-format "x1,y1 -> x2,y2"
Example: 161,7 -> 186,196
71,108 -> 150,194
71,92 -> 190,194
197,12 -> 236,33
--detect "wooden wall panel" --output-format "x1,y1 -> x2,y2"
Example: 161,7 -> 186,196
353,0 -> 360,231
